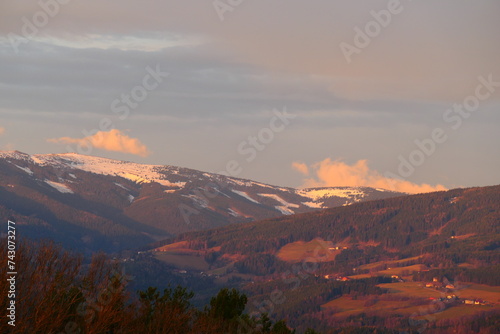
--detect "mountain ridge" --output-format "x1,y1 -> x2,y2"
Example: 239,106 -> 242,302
0,150 -> 406,252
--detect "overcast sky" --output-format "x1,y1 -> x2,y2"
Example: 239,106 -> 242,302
0,0 -> 499,192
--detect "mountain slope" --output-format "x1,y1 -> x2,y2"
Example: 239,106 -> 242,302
136,185 -> 500,332
153,184 -> 500,275
0,151 -> 405,252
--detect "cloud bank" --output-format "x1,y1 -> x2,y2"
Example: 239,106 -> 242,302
48,129 -> 150,157
294,158 -> 447,194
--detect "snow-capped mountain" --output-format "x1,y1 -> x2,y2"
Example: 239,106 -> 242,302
0,151 -> 405,252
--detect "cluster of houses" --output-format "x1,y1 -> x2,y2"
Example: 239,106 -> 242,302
428,295 -> 459,304
323,274 -> 350,281
328,246 -> 349,251
424,277 -> 456,290
391,275 -> 405,282
463,299 -> 487,305
424,277 -> 489,306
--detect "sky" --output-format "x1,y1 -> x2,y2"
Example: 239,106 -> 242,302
0,0 -> 499,193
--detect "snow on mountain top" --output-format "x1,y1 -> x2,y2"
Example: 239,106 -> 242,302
0,151 -> 32,161
0,151 -> 397,201
1,151 -> 186,188
296,187 -> 366,200
1,151 -> 285,192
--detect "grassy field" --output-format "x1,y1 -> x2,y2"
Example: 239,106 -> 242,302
454,284 -> 500,303
421,304 -> 494,321
322,282 -> 500,321
381,282 -> 500,303
379,282 -> 444,298
276,238 -> 340,263
357,256 -> 426,271
377,264 -> 429,276
348,264 -> 428,280
154,241 -> 190,252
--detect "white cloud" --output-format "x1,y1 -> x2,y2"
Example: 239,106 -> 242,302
32,33 -> 204,52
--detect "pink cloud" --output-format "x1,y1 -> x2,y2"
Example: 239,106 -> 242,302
295,158 -> 447,194
292,161 -> 309,176
48,129 -> 151,157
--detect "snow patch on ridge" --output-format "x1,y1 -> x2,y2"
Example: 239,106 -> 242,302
114,182 -> 128,190
302,201 -> 323,208
44,180 -> 73,194
275,206 -> 294,215
258,193 -> 299,208
228,208 -> 240,217
14,165 -> 33,175
182,195 -> 208,208
231,190 -> 259,204
258,193 -> 299,215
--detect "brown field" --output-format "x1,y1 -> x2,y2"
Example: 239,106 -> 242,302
154,252 -> 209,271
154,241 -> 191,252
357,240 -> 381,249
347,273 -> 373,280
276,238 -> 340,263
154,241 -> 221,253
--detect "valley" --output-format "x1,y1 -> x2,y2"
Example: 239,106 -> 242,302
1,151 -> 499,332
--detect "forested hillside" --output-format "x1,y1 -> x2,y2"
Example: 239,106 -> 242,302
157,185 -> 500,276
